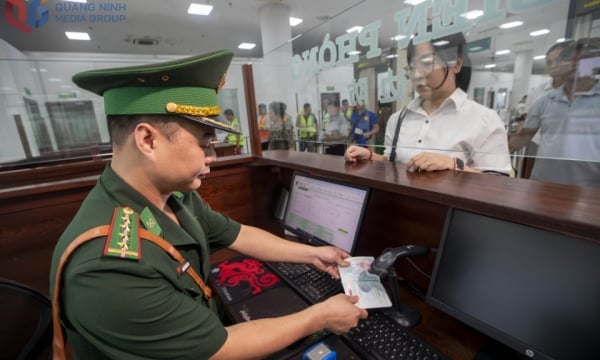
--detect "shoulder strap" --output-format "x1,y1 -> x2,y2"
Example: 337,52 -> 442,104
51,226 -> 212,360
389,106 -> 408,162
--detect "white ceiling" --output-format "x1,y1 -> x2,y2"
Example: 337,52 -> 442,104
0,0 -> 571,73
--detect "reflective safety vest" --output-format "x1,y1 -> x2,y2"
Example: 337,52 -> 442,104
298,113 -> 316,138
343,108 -> 352,121
344,108 -> 352,128
322,112 -> 330,130
226,118 -> 245,146
258,114 -> 269,140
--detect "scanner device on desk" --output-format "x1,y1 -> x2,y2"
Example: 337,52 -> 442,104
369,245 -> 430,277
368,245 -> 430,328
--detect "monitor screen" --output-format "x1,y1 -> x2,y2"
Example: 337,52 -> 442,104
427,209 -> 600,360
283,172 -> 369,254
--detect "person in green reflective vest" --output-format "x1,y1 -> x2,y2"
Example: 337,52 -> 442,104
296,103 -> 318,152
224,109 -> 244,154
341,99 -> 353,129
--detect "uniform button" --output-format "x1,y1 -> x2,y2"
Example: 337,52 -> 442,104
418,139 -> 422,143
425,119 -> 429,124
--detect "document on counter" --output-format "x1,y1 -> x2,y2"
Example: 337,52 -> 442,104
338,256 -> 392,309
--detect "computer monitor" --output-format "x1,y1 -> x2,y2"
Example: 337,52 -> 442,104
427,209 -> 600,360
282,172 -> 369,254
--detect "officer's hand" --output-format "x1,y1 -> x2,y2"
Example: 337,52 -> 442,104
312,246 -> 350,279
318,294 -> 368,334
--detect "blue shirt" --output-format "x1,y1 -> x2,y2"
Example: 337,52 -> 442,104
350,109 -> 378,146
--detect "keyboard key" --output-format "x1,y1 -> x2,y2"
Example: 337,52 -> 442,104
267,262 -> 342,303
344,312 -> 448,360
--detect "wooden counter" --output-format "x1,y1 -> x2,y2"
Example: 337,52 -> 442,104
1,150 -> 598,359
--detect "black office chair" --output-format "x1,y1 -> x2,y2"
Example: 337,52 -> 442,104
0,278 -> 52,360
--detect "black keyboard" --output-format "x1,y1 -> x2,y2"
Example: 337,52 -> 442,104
344,311 -> 449,360
267,262 -> 342,304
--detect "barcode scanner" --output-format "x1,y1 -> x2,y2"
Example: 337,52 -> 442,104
369,245 -> 430,277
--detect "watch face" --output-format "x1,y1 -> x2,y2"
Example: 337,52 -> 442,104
456,157 -> 465,170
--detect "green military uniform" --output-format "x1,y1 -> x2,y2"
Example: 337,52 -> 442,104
49,50 -> 243,359
50,166 -> 240,359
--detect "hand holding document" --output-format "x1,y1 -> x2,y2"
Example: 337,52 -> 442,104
338,256 -> 392,309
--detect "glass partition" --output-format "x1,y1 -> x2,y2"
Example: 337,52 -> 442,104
1,0 -> 599,189
0,56 -> 251,169
252,0 -> 600,189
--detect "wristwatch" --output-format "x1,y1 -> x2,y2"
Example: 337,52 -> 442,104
454,157 -> 465,171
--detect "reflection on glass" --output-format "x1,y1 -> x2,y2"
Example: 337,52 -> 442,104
1,0 -> 599,189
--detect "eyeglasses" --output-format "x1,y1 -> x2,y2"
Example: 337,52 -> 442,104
404,53 -> 449,78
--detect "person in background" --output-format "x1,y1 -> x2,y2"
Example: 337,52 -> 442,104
375,103 -> 393,154
50,50 -> 366,360
345,30 -> 511,175
321,100 -> 349,156
257,103 -> 270,150
349,101 -> 379,147
341,99 -> 353,127
321,98 -> 330,126
509,41 -> 575,178
224,109 -> 244,154
524,41 -> 575,118
508,38 -> 600,188
296,102 -> 318,152
267,101 -> 295,150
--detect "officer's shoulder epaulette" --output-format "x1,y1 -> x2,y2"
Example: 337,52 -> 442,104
104,207 -> 141,260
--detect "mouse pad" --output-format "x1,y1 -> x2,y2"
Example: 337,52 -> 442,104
227,286 -> 309,323
209,255 -> 284,305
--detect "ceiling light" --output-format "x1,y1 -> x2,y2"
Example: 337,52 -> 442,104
533,55 -> 546,60
289,17 -> 303,27
460,10 -> 484,20
499,21 -> 523,29
347,50 -> 361,55
238,43 -> 256,50
65,32 -> 90,40
188,3 -> 213,16
60,85 -> 73,89
346,26 -> 363,33
287,34 -> 303,43
484,64 -> 497,69
47,78 -> 62,82
391,34 -> 407,41
530,29 -> 550,37
495,49 -> 511,55
404,0 -> 427,5
556,38 -> 566,43
386,54 -> 398,59
433,40 -> 449,46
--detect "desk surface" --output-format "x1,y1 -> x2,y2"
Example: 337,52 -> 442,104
209,248 -> 481,360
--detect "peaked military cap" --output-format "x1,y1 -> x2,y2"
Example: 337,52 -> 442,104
72,49 -> 239,133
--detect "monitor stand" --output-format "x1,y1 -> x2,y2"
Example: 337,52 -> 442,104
383,267 -> 421,328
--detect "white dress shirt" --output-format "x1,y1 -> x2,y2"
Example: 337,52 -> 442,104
383,88 -> 512,174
